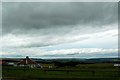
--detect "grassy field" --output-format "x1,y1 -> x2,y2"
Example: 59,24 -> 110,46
2,63 -> 120,80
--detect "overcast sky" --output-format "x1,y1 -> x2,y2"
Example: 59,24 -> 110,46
1,2 -> 118,58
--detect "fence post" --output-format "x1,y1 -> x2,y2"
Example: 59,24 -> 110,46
92,70 -> 95,76
66,70 -> 69,74
44,70 -> 47,73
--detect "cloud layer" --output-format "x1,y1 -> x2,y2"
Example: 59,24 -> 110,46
1,48 -> 118,58
3,2 -> 117,34
1,2 -> 118,58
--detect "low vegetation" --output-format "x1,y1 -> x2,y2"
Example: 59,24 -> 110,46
2,63 -> 120,80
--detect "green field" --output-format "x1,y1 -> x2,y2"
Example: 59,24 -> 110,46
2,63 -> 120,80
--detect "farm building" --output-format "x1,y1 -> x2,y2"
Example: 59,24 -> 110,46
17,56 -> 40,68
0,60 -> 16,66
114,63 -> 120,67
1,58 -> 20,66
0,60 -> 7,65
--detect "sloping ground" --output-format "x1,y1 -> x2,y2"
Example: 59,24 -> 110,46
2,77 -> 120,80
2,65 -> 120,80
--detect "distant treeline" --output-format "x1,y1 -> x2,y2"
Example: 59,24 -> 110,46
2,57 -> 120,64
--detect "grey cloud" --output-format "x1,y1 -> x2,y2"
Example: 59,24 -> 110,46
2,2 -> 118,35
2,2 -> 118,48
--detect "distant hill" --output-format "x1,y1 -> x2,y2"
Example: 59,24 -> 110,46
2,57 -> 120,64
31,57 -> 120,63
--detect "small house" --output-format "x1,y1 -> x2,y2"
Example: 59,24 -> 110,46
17,56 -> 40,68
114,63 -> 120,67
